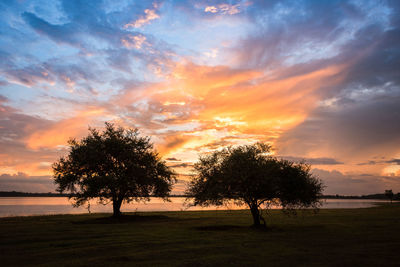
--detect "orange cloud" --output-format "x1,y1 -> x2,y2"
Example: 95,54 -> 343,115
107,60 -> 346,158
25,108 -> 107,150
165,62 -> 342,124
169,62 -> 262,96
200,65 -> 344,129
157,134 -> 194,156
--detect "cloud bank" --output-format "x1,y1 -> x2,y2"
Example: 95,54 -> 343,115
1,0 -> 400,194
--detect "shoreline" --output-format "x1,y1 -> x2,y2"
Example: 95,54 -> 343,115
0,201 -> 393,219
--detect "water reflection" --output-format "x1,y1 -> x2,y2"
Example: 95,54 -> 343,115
0,197 -> 391,217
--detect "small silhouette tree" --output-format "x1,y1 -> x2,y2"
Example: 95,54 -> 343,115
53,123 -> 176,217
385,189 -> 394,203
186,143 -> 323,227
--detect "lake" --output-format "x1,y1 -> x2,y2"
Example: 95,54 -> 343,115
0,197 -> 391,217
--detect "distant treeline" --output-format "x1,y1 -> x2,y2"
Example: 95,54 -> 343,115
0,191 -> 187,198
323,193 -> 400,200
0,191 -> 71,197
0,191 -> 398,199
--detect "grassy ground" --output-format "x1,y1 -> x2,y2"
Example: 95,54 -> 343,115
1,204 -> 399,266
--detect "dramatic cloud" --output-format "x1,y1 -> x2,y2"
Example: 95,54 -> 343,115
1,0 -> 400,193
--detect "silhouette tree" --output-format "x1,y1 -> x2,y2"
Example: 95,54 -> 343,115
385,189 -> 394,203
186,143 -> 323,227
53,123 -> 176,217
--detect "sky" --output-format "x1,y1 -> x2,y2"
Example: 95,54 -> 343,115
0,0 -> 400,195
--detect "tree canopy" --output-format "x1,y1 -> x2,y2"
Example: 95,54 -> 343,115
53,123 -> 176,217
186,143 -> 323,226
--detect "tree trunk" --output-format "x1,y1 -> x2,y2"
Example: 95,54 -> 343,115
112,198 -> 123,217
250,204 -> 261,227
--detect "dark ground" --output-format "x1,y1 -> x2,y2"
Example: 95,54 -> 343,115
1,204 -> 399,266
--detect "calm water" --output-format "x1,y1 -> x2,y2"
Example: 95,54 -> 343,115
0,197 -> 390,218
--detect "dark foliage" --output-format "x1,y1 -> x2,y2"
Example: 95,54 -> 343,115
53,123 -> 176,217
186,143 -> 323,226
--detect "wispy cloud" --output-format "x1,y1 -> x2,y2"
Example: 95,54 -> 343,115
124,3 -> 160,28
121,34 -> 148,49
280,156 -> 344,165
358,159 -> 400,166
204,3 -> 241,15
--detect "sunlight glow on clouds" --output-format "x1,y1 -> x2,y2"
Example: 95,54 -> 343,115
26,108 -> 107,150
1,0 -> 400,194
121,34 -> 148,49
124,3 -> 160,28
204,4 -> 241,15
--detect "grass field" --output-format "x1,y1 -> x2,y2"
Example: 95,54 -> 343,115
1,204 -> 399,266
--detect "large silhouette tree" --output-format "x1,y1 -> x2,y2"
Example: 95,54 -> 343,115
186,143 -> 323,226
53,123 -> 175,217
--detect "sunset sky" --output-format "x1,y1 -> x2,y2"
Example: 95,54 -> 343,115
1,0 -> 400,195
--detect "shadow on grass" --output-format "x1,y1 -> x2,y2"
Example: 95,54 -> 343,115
195,225 -> 247,231
75,214 -> 173,224
195,224 -> 276,232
